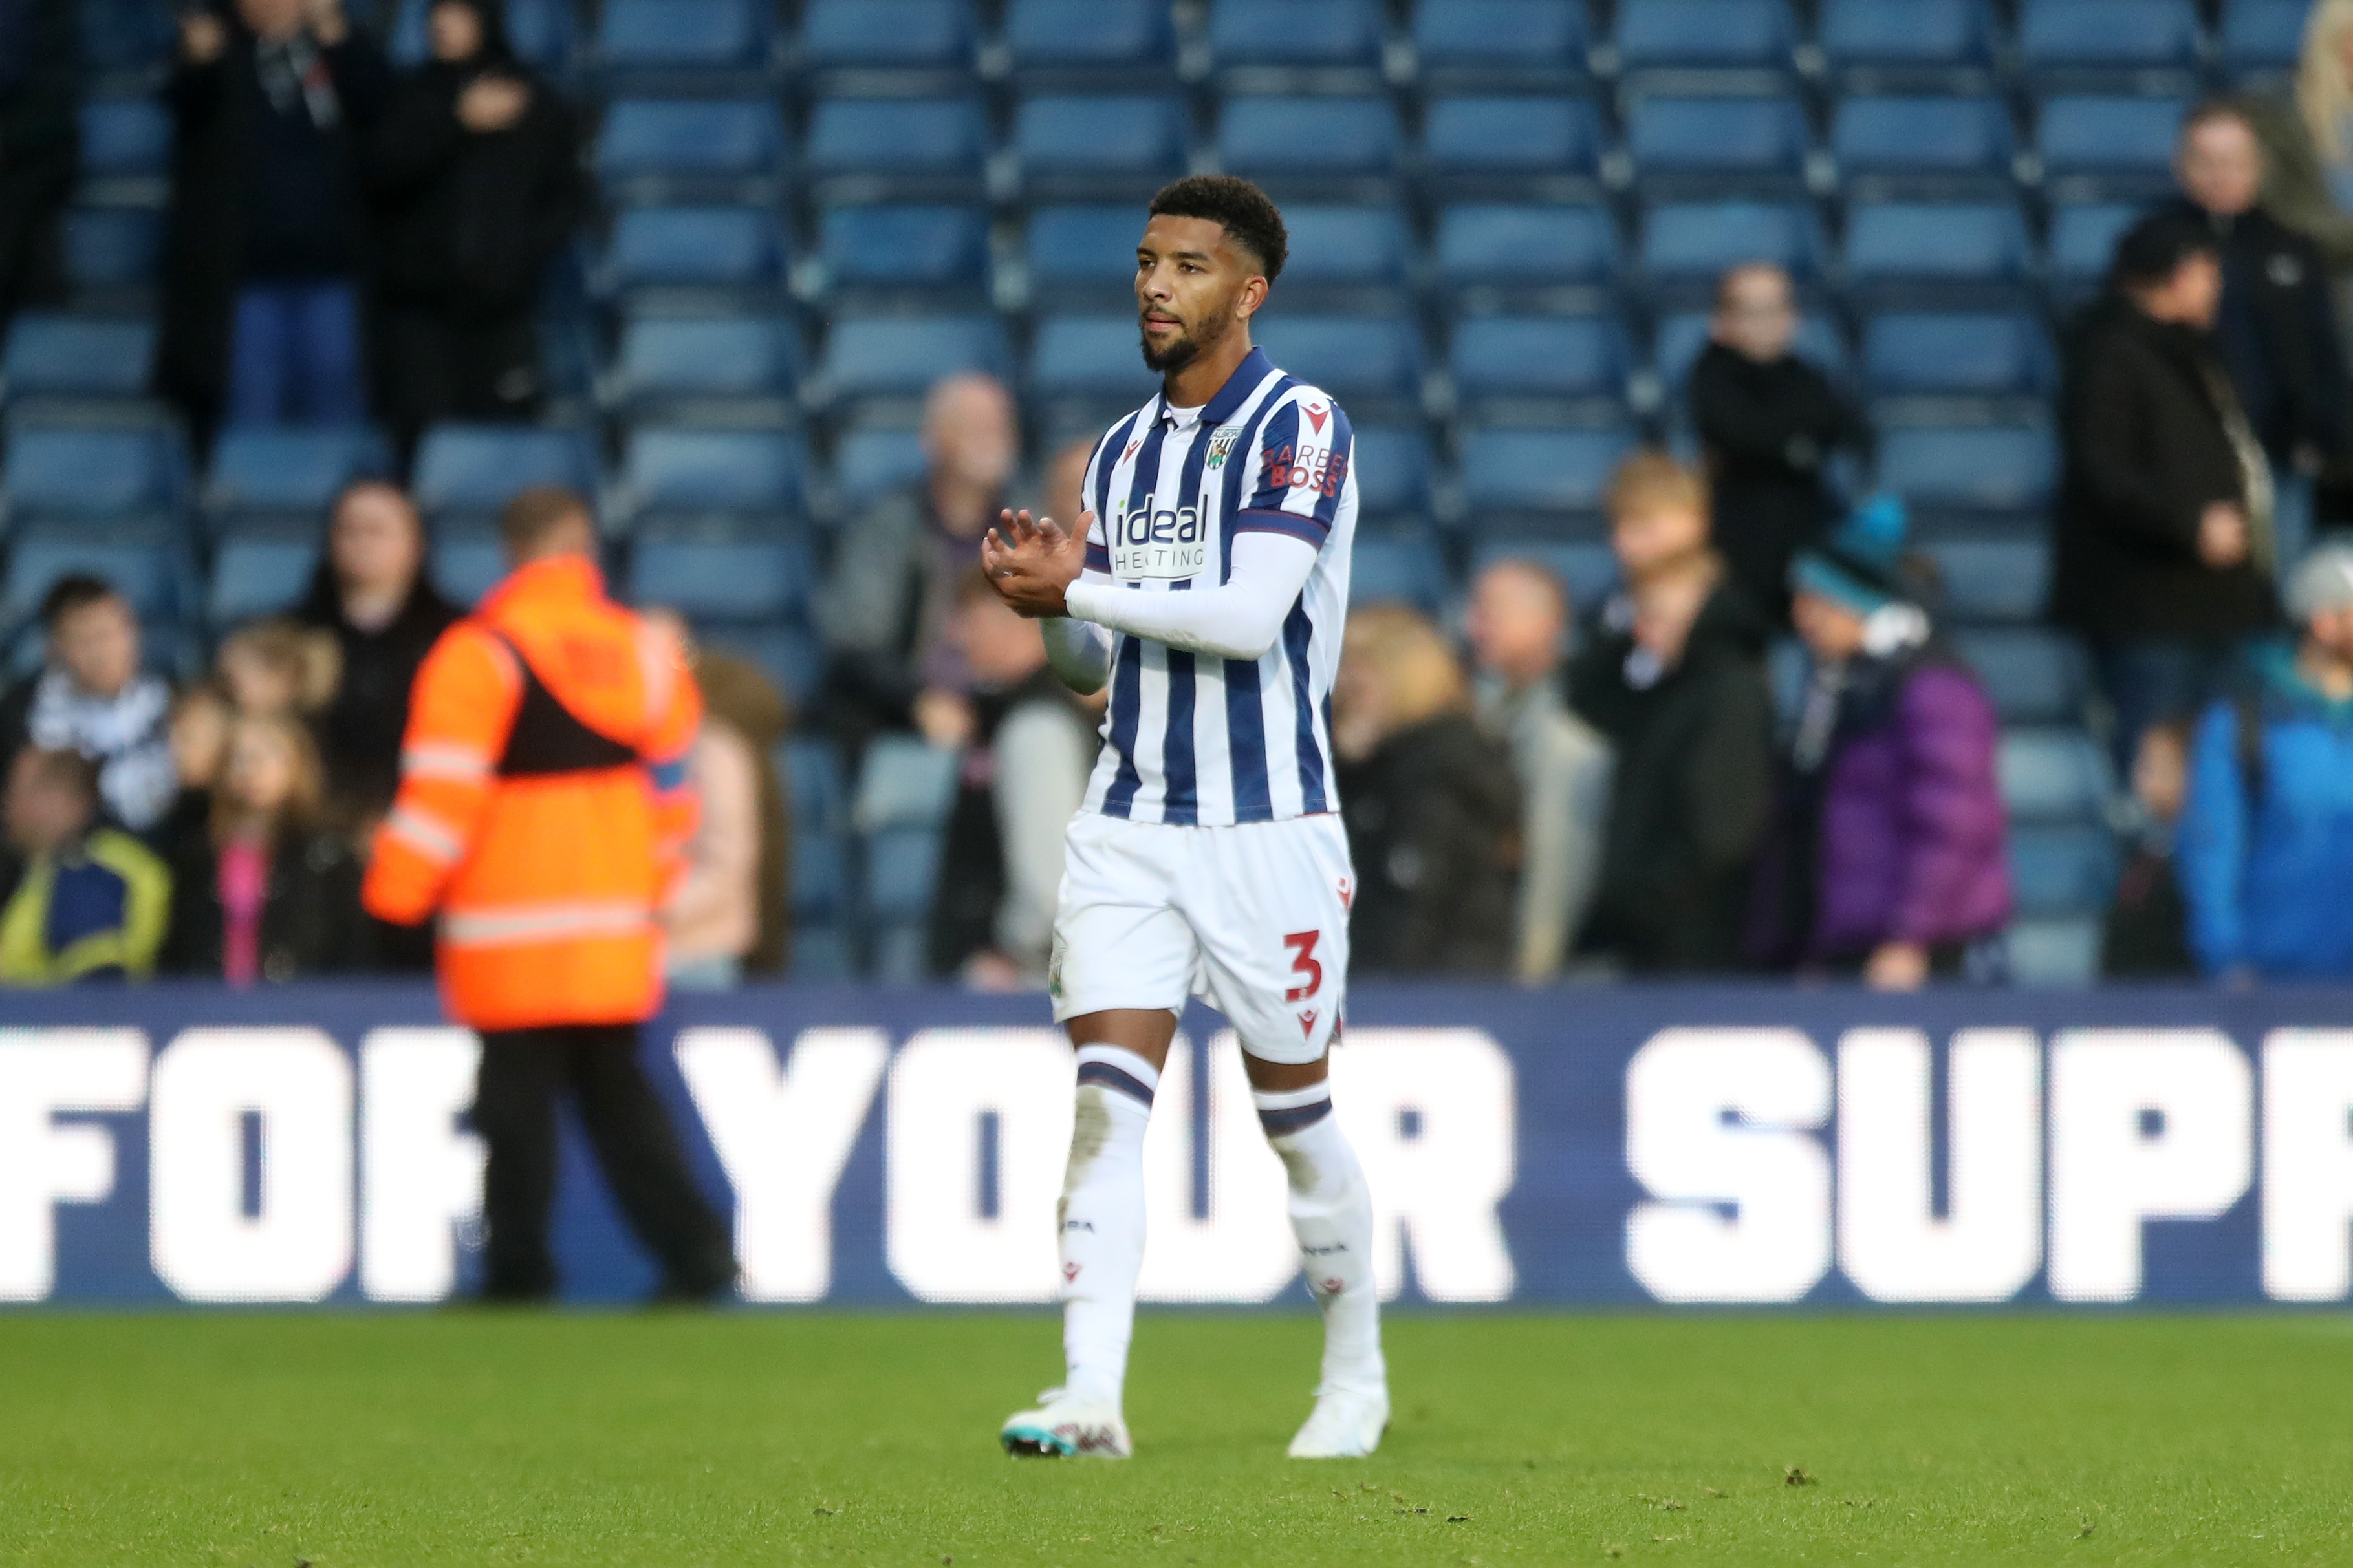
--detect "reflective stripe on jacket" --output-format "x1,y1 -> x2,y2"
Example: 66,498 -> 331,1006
363,554 -> 700,1029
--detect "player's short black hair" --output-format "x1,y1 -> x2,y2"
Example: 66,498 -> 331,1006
39,574 -> 120,631
1147,175 -> 1288,283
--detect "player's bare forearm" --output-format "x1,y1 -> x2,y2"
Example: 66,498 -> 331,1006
982,508 -> 1087,619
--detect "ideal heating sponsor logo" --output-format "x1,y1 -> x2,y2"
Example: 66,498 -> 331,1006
1110,493 -> 1208,580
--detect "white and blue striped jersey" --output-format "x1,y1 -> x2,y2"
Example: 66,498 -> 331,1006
1076,347 -> 1356,827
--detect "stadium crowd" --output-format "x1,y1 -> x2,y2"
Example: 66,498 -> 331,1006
14,0 -> 2353,991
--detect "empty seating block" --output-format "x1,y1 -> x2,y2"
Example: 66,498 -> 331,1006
1954,627 -> 2086,724
606,206 -> 789,295
1817,0 -> 1997,81
799,0 -> 975,72
1029,317 -> 1158,404
4,425 -> 188,524
1863,312 -> 2053,398
1352,535 -> 1449,612
819,206 -> 988,295
820,316 -> 1012,405
2019,0 -> 2202,84
1878,424 -> 2056,520
2048,201 -> 2141,294
1421,97 -> 1601,193
1450,316 -> 1631,410
1437,204 -> 1620,292
1006,0 -> 1176,81
1640,202 -> 1823,293
1026,205 -> 1147,298
1014,96 -> 1187,196
1458,427 -> 1638,530
2000,727 -> 2110,824
208,533 -> 320,627
614,314 -> 799,412
806,97 -> 988,193
1471,537 -> 1621,608
2037,97 -> 2189,196
76,98 -> 171,181
203,427 -> 391,524
596,0 -> 770,72
1208,0 -> 1385,71
1831,96 -> 2015,188
1414,0 -> 1589,84
855,733 -> 959,981
1349,426 -> 1434,521
594,100 -> 786,196
1921,538 -> 2051,623
1614,0 -> 1796,72
1625,96 -> 1810,188
61,208 -> 164,293
1248,318 -> 1422,413
430,537 -> 509,607
411,426 -> 598,521
1219,97 -> 1400,191
2223,0 -> 2307,83
2009,825 -> 2118,916
5,530 -> 186,626
1,314 -> 155,402
830,427 -> 928,510
627,533 -> 813,623
1281,206 -> 1415,295
623,428 -> 803,519
1843,202 -> 2034,297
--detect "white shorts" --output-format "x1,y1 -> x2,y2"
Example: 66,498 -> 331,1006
1049,811 -> 1354,1065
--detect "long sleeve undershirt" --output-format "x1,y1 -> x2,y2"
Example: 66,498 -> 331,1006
1056,528 -> 1321,674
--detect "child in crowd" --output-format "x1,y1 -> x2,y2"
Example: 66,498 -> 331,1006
0,747 -> 171,985
215,618 -> 341,720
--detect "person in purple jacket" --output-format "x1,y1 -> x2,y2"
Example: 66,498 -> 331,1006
1746,497 -> 2014,989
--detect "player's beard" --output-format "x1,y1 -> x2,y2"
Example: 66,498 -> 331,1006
1140,301 -> 1236,374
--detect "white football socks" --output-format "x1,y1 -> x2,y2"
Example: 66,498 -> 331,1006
1057,1045 -> 1157,1410
1254,1081 -> 1385,1399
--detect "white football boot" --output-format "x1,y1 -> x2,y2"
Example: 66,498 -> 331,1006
1287,1385 -> 1389,1459
999,1388 -> 1133,1459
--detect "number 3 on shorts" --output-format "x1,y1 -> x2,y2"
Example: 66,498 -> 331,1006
1283,930 -> 1323,1002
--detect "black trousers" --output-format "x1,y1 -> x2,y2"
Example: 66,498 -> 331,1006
472,1023 -> 737,1301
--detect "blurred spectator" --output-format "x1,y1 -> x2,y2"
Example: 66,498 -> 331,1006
0,748 -> 171,985
1690,263 -> 1870,624
2053,212 -> 2281,775
157,0 -> 389,442
1333,603 -> 1519,976
927,568 -> 1096,989
2103,720 -> 2196,978
816,372 -> 1018,751
1464,558 -> 1612,984
648,612 -> 792,988
1570,454 -> 1774,973
0,0 -> 78,339
0,577 -> 177,835
163,709 -> 368,981
1044,433 -> 1096,534
2178,542 -> 2353,981
292,480 -> 461,823
215,616 -> 340,717
366,0 -> 583,459
2169,99 -> 2350,570
2239,0 -> 2353,278
1744,498 -> 2012,990
159,680 -> 233,850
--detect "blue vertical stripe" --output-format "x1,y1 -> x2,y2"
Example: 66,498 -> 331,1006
1284,595 -> 1326,813
1155,399 -> 1228,826
1101,413 -> 1169,820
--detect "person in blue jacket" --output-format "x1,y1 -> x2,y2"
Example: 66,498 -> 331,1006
2180,541 -> 2353,979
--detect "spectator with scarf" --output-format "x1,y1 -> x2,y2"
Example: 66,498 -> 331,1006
0,577 -> 179,837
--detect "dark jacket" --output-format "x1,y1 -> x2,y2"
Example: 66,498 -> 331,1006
155,23 -> 390,442
1746,646 -> 2012,967
161,823 -> 371,980
1570,578 -> 1776,972
1338,711 -> 1521,976
293,566 -> 462,823
2051,297 -> 2281,643
2161,196 -> 2351,467
0,0 -> 79,327
1690,343 -> 1871,623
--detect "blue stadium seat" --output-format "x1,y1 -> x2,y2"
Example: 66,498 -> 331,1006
2222,0 -> 2307,84
2018,0 -> 2202,87
1248,319 -> 1422,414
80,0 -> 178,81
1219,97 -> 1401,195
856,733 -> 958,976
622,428 -> 803,521
1863,311 -> 2054,399
1435,204 -> 1620,293
2009,915 -> 2103,985
1920,538 -> 2051,623
1450,316 -> 1632,412
783,735 -> 853,971
3,424 -> 189,525
2008,825 -> 2118,915
1999,727 -> 2110,824
626,532 -> 814,622
1029,317 -> 1158,407
1953,627 -> 2086,724
594,100 -> 786,199
705,625 -> 821,709
819,205 -> 990,298
1208,0 -> 1385,72
858,734 -> 959,832
1420,97 -> 1603,196
1625,96 -> 1810,190
1014,95 -> 1187,199
206,532 -> 320,628
595,0 -> 771,75
1350,426 -> 1434,522
1,314 -> 154,403
1614,0 -> 1797,73
411,426 -> 599,523
1006,0 -> 1176,83
805,97 -> 988,195
819,316 -> 1012,405
1471,537 -> 1621,608
1024,205 -> 1144,304
2036,96 -> 2190,198
1414,0 -> 1589,87
1817,0 -> 1997,84
614,314 -> 799,414
202,427 -> 391,526
1457,427 -> 1639,532
799,0 -> 976,74
830,427 -> 929,510
1831,96 -> 2015,191
1280,206 -> 1416,300
1351,535 -> 1449,612
76,98 -> 171,180
390,0 -> 572,72
784,736 -> 850,839
60,208 -> 164,294
3,528 -> 186,627
2048,201 -> 2140,296
1654,312 -> 1849,398
1639,202 -> 1825,295
1843,202 -> 2035,299
1878,424 -> 2057,521
605,206 -> 789,297
429,535 -> 508,607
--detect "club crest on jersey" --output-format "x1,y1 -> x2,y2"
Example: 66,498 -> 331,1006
1110,493 -> 1208,580
1204,423 -> 1246,470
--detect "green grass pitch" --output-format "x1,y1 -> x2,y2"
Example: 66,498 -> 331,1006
4,1311 -> 2352,1565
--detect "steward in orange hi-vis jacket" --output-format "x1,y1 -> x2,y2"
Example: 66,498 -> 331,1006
365,487 -> 737,1303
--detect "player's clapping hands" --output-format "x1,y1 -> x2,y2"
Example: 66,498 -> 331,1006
982,508 -> 1090,618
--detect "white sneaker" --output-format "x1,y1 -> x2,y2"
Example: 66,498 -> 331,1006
999,1388 -> 1132,1459
1287,1385 -> 1389,1459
